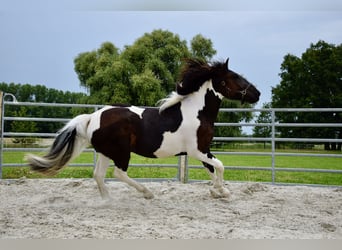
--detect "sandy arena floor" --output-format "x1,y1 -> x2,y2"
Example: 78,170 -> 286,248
0,178 -> 341,239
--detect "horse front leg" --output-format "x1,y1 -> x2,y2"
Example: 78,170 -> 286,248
197,153 -> 230,198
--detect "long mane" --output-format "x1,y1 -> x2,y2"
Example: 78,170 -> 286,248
158,59 -> 226,113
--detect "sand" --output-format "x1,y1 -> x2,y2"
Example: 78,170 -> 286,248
0,178 -> 341,239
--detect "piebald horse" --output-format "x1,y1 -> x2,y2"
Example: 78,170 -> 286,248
26,58 -> 260,199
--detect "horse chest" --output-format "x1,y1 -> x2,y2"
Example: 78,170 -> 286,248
153,110 -> 201,158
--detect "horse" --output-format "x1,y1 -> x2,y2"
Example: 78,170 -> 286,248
25,58 -> 260,199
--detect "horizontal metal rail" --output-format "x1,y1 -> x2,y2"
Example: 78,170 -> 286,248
2,162 -> 179,168
188,165 -> 342,174
2,148 -> 95,152
4,117 -> 71,123
212,151 -> 342,158
219,108 -> 342,112
215,122 -> 342,127
4,132 -> 57,137
4,101 -> 104,109
213,137 -> 342,143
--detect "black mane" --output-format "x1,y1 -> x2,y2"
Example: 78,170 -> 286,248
176,59 -> 227,96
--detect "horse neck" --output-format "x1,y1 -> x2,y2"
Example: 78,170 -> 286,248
181,80 -> 222,124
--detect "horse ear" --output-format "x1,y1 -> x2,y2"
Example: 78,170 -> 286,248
225,58 -> 229,69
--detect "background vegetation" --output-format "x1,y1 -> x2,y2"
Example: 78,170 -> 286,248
254,41 -> 342,150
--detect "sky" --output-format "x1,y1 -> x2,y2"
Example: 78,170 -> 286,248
1,0 -> 342,108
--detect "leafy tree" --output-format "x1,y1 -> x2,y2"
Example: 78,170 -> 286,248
271,40 -> 342,150
190,34 -> 217,61
0,82 -> 86,104
131,69 -> 164,106
0,82 -> 87,134
214,99 -> 255,140
253,102 -> 272,148
74,42 -> 124,104
253,102 -> 272,138
74,29 -> 259,137
74,30 -> 197,105
10,106 -> 37,145
121,29 -> 191,97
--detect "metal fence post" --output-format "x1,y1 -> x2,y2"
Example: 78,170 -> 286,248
0,91 -> 3,179
178,155 -> 188,183
271,109 -> 276,184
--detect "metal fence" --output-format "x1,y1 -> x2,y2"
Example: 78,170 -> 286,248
1,96 -> 342,186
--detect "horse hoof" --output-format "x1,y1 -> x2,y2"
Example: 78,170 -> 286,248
209,187 -> 221,198
143,191 -> 154,199
100,192 -> 111,200
209,187 -> 230,199
101,194 -> 113,201
220,187 -> 231,198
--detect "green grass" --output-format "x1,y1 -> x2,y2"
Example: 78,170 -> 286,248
1,149 -> 341,186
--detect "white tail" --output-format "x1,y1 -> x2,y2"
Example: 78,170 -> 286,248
25,114 -> 91,175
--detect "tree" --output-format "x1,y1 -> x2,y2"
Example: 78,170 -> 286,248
131,69 -> 164,106
190,34 -> 217,61
253,102 -> 272,137
121,30 -> 191,98
74,42 -> 125,104
10,106 -> 37,145
271,40 -> 342,150
253,102 -> 272,148
0,82 -> 87,134
74,30 -> 202,105
74,30 -> 191,105
74,29 -> 258,137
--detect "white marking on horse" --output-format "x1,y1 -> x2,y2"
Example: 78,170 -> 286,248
87,105 -> 113,139
154,80 -> 215,158
158,91 -> 185,113
128,106 -> 145,119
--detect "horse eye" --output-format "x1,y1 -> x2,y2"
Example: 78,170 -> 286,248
221,81 -> 226,86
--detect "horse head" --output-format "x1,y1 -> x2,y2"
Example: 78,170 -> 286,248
212,58 -> 260,104
159,58 -> 260,113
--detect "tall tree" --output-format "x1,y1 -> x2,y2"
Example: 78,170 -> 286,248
271,40 -> 342,150
74,30 -> 198,105
0,82 -> 86,134
253,102 -> 272,148
253,102 -> 272,138
190,34 -> 217,61
121,29 -> 190,99
74,42 -> 125,104
74,29 -> 258,137
10,106 -> 37,145
131,69 -> 164,106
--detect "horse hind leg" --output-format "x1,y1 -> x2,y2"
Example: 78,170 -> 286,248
114,167 -> 154,199
94,153 -> 111,199
112,147 -> 154,199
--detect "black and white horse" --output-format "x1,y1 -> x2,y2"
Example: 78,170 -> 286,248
26,59 -> 260,199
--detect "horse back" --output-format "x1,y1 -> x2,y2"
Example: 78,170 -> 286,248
90,104 -> 183,159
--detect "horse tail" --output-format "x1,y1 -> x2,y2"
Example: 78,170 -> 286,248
25,114 -> 91,176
